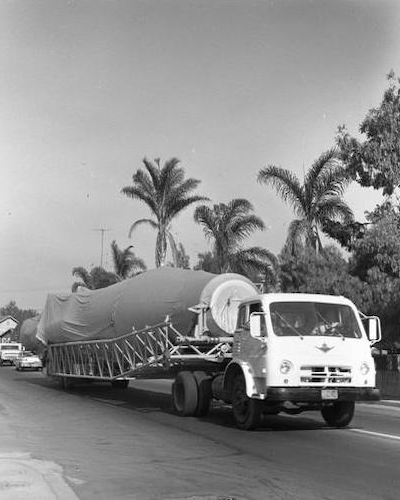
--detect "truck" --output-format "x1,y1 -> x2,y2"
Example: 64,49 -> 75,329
0,341 -> 24,366
36,267 -> 381,430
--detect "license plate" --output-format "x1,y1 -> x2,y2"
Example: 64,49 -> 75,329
321,389 -> 338,400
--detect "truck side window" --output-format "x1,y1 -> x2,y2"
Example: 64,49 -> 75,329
249,302 -> 266,335
237,306 -> 247,330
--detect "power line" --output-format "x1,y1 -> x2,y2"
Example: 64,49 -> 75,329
93,228 -> 112,267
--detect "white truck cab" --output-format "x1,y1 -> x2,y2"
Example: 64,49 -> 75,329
0,342 -> 24,366
224,293 -> 381,429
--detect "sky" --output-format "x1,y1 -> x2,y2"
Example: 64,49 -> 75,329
1,0 -> 399,310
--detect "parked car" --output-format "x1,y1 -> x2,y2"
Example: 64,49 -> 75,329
14,351 -> 43,371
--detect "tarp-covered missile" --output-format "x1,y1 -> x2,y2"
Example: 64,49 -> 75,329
20,315 -> 43,353
37,267 -> 258,345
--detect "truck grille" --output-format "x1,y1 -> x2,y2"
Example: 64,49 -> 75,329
300,365 -> 352,384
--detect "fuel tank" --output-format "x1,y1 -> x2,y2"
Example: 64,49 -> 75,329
37,267 -> 258,345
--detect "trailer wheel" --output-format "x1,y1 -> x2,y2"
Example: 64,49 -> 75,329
232,374 -> 262,430
172,371 -> 198,416
193,371 -> 212,417
59,377 -> 74,391
321,401 -> 355,428
111,379 -> 129,389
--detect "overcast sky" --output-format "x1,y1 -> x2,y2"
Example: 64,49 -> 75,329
1,0 -> 398,310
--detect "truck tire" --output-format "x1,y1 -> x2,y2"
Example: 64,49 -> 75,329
232,374 -> 262,430
193,371 -> 212,417
111,379 -> 129,389
321,401 -> 355,427
172,371 -> 198,416
60,377 -> 74,391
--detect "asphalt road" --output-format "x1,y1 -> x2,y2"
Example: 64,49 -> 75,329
0,367 -> 399,500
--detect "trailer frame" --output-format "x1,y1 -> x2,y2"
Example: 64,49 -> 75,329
45,320 -> 233,381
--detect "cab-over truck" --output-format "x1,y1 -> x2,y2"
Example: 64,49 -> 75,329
41,275 -> 380,430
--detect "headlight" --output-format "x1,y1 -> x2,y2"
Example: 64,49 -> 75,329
280,360 -> 293,374
360,362 -> 370,375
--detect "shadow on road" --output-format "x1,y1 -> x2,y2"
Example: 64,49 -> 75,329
14,371 -> 334,432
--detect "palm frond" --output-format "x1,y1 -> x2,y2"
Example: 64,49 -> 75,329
142,157 -> 162,191
71,267 -> 93,289
71,281 -> 86,292
167,231 -> 179,267
121,186 -> 158,215
285,219 -> 309,252
229,214 -> 265,242
169,195 -> 209,219
258,166 -> 305,216
304,148 -> 339,189
315,197 -> 354,223
229,247 -> 277,276
128,218 -> 158,238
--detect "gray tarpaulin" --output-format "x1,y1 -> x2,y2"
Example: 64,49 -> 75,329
37,268 -> 257,345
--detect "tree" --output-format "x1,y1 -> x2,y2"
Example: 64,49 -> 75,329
110,240 -> 146,279
0,301 -> 38,340
257,149 -> 354,252
194,251 -> 220,274
347,201 -> 400,346
71,266 -> 119,292
194,198 -> 278,285
121,157 -> 207,267
337,71 -> 400,195
279,245 -> 371,312
349,200 -> 400,280
168,242 -> 190,269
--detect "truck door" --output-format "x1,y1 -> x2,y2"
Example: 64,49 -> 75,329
235,302 -> 267,379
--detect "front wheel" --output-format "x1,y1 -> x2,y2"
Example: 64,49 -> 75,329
321,401 -> 355,427
232,375 -> 263,430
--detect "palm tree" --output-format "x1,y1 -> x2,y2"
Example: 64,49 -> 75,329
71,266 -> 119,292
194,199 -> 278,282
110,240 -> 146,279
167,241 -> 190,269
121,158 -> 208,267
257,148 -> 354,252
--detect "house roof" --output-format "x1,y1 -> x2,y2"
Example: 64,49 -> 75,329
0,316 -> 19,326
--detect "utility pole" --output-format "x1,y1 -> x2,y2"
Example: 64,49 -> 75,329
93,228 -> 112,268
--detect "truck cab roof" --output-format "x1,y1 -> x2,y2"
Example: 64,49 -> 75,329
240,293 -> 356,308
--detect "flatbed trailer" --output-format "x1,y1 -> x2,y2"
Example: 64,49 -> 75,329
45,320 -> 232,387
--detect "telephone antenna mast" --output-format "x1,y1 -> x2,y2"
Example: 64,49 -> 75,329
93,228 -> 112,267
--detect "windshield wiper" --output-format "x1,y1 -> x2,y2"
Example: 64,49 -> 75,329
274,312 -> 304,339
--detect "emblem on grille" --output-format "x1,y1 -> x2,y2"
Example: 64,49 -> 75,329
316,343 -> 334,353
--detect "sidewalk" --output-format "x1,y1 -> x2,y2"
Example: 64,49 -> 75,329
0,452 -> 79,500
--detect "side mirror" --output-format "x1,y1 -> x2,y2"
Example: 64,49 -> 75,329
361,316 -> 381,345
250,313 -> 266,338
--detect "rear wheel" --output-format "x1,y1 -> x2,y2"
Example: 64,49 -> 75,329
232,374 -> 262,430
321,401 -> 355,427
59,377 -> 74,391
172,371 -> 198,416
193,371 -> 212,417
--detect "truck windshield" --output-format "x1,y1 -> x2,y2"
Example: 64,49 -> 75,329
270,302 -> 363,339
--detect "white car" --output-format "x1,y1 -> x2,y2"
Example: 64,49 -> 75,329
14,352 -> 43,371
